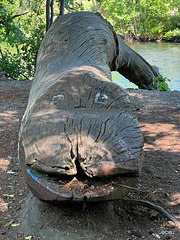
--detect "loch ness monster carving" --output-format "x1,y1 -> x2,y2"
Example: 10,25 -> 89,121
18,12 -> 154,203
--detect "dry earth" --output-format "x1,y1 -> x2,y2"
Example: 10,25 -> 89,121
0,76 -> 180,240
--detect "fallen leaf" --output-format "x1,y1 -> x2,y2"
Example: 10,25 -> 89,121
11,222 -> 20,227
3,194 -> 14,198
25,236 -> 32,240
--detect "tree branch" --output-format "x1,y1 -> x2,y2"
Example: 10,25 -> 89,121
11,11 -> 28,20
0,12 -> 28,25
0,46 -> 4,59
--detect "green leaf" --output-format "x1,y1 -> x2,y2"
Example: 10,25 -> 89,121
3,194 -> 15,198
11,223 -> 20,227
25,236 -> 32,240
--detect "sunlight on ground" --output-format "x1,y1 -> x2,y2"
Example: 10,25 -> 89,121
164,193 -> 180,229
0,198 -> 8,213
169,193 -> 180,206
0,111 -> 17,118
0,158 -> 10,213
140,123 -> 180,152
0,158 -> 10,171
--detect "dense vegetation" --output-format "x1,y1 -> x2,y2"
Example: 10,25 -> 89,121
0,0 -> 179,87
103,0 -> 180,41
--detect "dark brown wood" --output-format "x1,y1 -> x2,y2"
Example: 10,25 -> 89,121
19,12 -> 146,203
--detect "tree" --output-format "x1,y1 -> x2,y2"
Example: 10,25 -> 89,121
1,0 -> 178,83
102,0 -> 180,40
46,0 -> 54,31
60,0 -> 65,15
0,0 -> 46,79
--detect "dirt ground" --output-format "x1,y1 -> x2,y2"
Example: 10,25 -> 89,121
0,76 -> 179,240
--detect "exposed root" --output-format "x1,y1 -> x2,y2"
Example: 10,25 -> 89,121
122,199 -> 179,226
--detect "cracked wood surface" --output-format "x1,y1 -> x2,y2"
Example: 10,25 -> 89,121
18,12 -> 144,202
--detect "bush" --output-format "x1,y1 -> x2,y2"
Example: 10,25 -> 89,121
164,28 -> 180,40
0,24 -> 45,80
0,1 -> 45,80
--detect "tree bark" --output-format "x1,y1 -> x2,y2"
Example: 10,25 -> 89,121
60,0 -> 65,15
50,0 -> 54,25
46,0 -> 54,31
18,12 -> 155,203
117,34 -> 161,88
46,0 -> 50,31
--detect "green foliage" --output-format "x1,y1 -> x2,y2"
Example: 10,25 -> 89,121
0,0 -> 46,80
154,76 -> 171,91
102,0 -> 180,40
65,0 -> 103,12
140,76 -> 171,91
0,1 -> 25,43
0,0 -> 179,82
164,28 -> 180,39
0,24 -> 45,80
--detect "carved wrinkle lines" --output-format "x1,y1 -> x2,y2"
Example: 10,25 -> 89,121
69,34 -> 91,55
106,96 -> 125,109
87,121 -> 94,136
34,142 -> 41,155
87,50 -> 108,64
88,80 -> 98,101
101,128 -> 114,145
100,118 -> 111,140
94,122 -> 104,143
77,43 -> 99,59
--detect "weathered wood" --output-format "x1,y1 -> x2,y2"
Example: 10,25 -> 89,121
117,35 -> 161,88
18,12 -> 145,203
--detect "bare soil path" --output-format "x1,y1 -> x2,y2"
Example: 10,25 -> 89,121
0,77 -> 179,239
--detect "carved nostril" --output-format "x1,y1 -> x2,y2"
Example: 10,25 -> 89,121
70,149 -> 75,159
65,166 -> 70,171
75,158 -> 88,180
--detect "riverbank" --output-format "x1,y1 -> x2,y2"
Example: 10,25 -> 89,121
0,77 -> 179,239
123,34 -> 180,43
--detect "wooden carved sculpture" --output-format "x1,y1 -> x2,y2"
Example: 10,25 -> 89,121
18,12 -> 151,203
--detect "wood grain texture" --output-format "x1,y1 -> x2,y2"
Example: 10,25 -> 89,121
18,12 -> 144,202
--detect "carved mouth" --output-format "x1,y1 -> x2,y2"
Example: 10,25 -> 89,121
25,162 -> 138,203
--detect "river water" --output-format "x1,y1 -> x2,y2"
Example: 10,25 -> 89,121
112,42 -> 180,91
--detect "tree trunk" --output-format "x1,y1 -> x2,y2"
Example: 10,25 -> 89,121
18,12 -> 155,203
50,0 -> 54,25
46,0 -> 54,31
60,0 -> 65,15
46,0 -> 50,31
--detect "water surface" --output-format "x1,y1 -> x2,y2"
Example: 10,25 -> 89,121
112,42 -> 180,91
